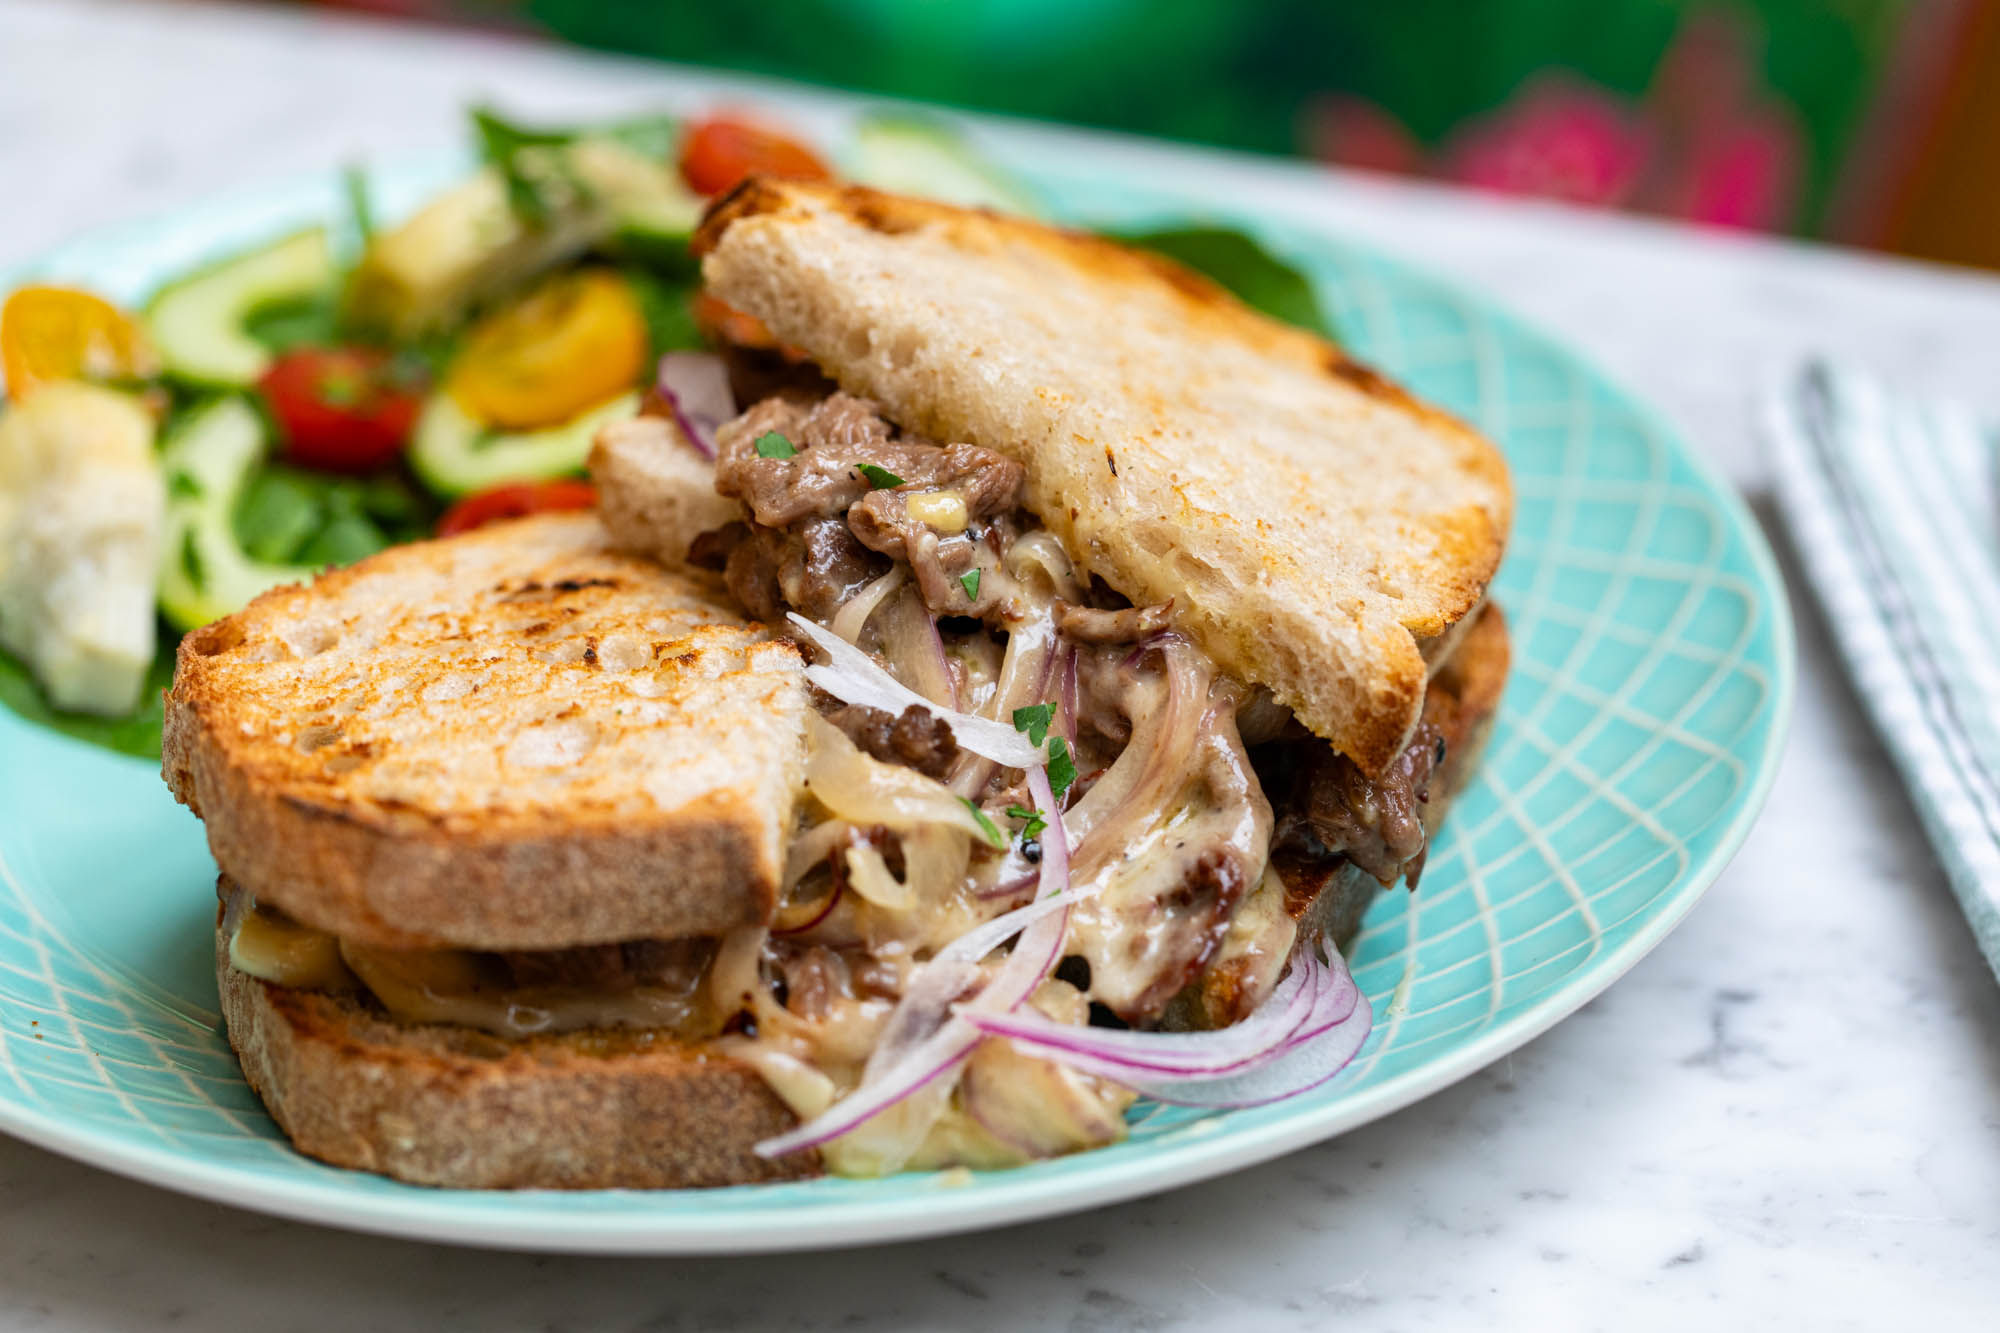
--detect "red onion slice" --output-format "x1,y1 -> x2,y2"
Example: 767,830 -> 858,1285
963,949 -> 1330,1077
788,613 -> 1043,768
1130,990 -> 1372,1108
654,352 -> 735,460
753,774 -> 1075,1160
963,931 -> 1372,1108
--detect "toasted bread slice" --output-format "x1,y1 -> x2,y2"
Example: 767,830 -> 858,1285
590,414 -> 745,571
215,913 -> 813,1189
164,512 -> 808,951
694,180 -> 1511,776
1169,603 -> 1510,1028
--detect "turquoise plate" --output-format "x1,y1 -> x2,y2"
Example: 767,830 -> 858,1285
0,154 -> 1792,1253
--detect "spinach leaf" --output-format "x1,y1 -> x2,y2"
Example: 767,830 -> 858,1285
621,266 -> 705,359
470,106 -> 679,228
470,106 -> 580,228
0,635 -> 178,760
242,295 -> 342,355
1110,225 -> 1337,341
232,464 -> 436,568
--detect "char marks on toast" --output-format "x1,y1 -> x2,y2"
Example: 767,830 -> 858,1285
164,512 -> 808,951
694,179 -> 1511,776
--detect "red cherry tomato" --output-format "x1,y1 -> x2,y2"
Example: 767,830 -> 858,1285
691,291 -> 812,363
257,347 -> 422,475
679,115 -> 831,197
436,480 -> 598,537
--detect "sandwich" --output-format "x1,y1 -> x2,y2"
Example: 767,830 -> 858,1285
166,512 -> 821,1187
166,180 -> 1510,1188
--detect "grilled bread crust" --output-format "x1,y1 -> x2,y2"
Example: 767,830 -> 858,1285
216,916 -> 814,1189
164,513 -> 808,951
694,179 -> 1511,777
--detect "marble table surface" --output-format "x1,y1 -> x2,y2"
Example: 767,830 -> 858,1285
3,1 -> 1998,1328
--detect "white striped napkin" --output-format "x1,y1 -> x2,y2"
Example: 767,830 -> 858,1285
1767,361 -> 2000,984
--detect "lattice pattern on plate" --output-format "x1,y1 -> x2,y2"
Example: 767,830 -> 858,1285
0,159 -> 1791,1251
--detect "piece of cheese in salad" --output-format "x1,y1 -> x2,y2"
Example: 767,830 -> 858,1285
0,382 -> 164,714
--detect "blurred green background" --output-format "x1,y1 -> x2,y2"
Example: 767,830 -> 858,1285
299,0 -> 2000,270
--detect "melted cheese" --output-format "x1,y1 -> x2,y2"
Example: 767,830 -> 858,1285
225,899 -> 714,1040
228,905 -> 353,990
904,489 -> 968,534
339,940 -> 714,1040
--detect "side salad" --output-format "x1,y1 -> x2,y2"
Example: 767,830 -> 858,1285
0,106 -> 1334,759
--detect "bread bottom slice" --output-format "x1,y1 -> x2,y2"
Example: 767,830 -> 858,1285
217,931 -> 817,1189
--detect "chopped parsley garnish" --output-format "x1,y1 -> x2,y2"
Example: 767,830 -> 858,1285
961,797 -> 1007,849
1046,736 -> 1077,801
856,463 -> 904,489
959,569 -> 981,601
1005,804 -> 1047,840
755,431 -> 797,459
1011,703 -> 1053,746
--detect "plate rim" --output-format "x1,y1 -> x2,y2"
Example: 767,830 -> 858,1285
0,158 -> 1796,1255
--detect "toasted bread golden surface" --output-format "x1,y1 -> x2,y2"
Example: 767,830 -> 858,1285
216,922 -> 813,1189
694,180 -> 1512,776
164,513 -> 808,950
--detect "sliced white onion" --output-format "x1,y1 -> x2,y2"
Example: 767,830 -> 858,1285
882,588 -> 959,710
829,567 -> 906,645
804,716 -> 1000,847
844,841 -> 916,912
654,352 -> 735,460
788,613 -> 1042,768
948,609 -> 1057,801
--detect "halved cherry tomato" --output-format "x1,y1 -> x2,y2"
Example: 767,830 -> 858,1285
1,285 -> 155,399
692,291 -> 810,363
436,480 -> 598,537
258,346 -> 423,475
679,114 -> 832,197
447,270 -> 647,432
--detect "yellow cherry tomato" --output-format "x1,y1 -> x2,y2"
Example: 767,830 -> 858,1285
447,269 -> 648,430
1,285 -> 156,399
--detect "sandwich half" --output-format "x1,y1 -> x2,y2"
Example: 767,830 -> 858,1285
169,513 -> 816,1187
592,180 -> 1511,1170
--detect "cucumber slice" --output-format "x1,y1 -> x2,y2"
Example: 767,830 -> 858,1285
847,115 -> 1039,214
157,397 -> 316,630
146,229 -> 335,387
408,389 -> 638,498
604,193 -> 703,277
